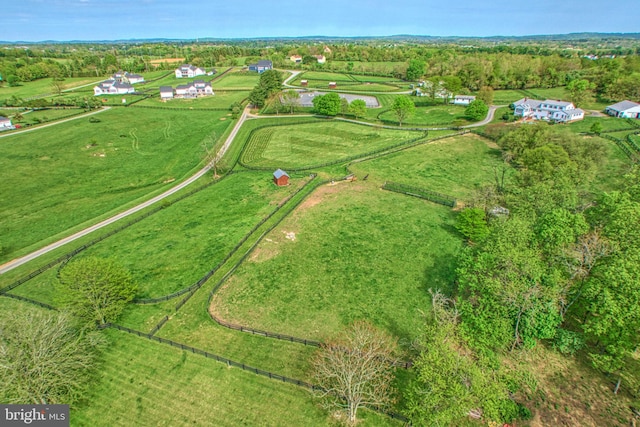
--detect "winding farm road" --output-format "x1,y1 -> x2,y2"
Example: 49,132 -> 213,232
0,106 -> 251,275
0,107 -> 112,139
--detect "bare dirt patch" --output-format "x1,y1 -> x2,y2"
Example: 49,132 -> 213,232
297,180 -> 367,213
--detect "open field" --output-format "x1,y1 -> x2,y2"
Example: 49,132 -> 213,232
73,172 -> 306,299
8,107 -> 85,125
0,77 -> 105,99
378,104 -> 473,127
239,120 -> 424,169
350,133 -> 509,199
212,71 -> 260,89
71,329 -> 398,427
0,107 -> 232,263
136,90 -> 248,109
212,181 -> 460,341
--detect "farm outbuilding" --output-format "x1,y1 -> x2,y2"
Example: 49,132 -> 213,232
328,82 -> 337,89
273,169 -> 290,186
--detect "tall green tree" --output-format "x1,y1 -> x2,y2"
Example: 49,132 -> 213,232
465,99 -> 488,121
405,59 -> 426,81
390,96 -> 415,126
566,78 -> 595,107
57,257 -> 137,325
348,99 -> 367,119
312,92 -> 341,116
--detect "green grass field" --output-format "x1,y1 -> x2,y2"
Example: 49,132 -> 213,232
0,107 -> 233,263
211,182 -> 461,342
0,77 -> 105,99
212,72 -> 260,89
71,329 -> 397,427
378,104 -> 472,127
72,172 -> 306,299
239,120 -> 423,169
350,133 -> 508,199
9,108 -> 85,125
136,90 -> 248,109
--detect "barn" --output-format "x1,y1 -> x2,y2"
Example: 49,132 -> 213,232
273,169 -> 289,186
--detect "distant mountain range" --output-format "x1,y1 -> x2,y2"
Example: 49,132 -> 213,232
2,33 -> 640,45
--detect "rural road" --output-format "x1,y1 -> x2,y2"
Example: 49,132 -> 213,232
0,106 -> 251,274
0,107 -> 111,139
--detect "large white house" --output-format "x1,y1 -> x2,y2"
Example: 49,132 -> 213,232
113,71 -> 145,84
162,80 -> 214,100
513,98 -> 584,123
175,64 -> 206,78
93,79 -> 135,96
453,95 -> 476,106
0,116 -> 13,131
605,100 -> 640,119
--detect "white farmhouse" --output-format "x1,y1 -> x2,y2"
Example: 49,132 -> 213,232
113,71 -> 145,84
159,86 -> 174,100
93,79 -> 135,96
170,80 -> 214,99
513,98 -> 584,123
0,116 -> 13,131
175,64 -> 206,78
605,100 -> 640,119
453,95 -> 476,106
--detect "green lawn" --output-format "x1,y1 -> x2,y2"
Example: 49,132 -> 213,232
0,77 -> 106,99
379,104 -> 473,127
71,329 -> 397,427
295,71 -> 356,83
0,107 -> 233,263
136,90 -> 248,109
212,182 -> 461,342
350,133 -> 509,200
492,90 -> 528,105
239,120 -> 423,169
73,172 -> 306,299
11,108 -> 85,125
212,72 -> 260,89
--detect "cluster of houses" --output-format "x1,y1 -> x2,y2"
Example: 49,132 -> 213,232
160,80 -> 214,101
0,116 -> 14,131
93,71 -> 144,96
174,64 -> 215,78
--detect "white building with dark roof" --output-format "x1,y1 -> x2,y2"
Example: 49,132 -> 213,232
453,95 -> 476,106
93,79 -> 135,96
605,100 -> 640,119
175,64 -> 206,78
167,80 -> 214,99
248,60 -> 273,73
513,98 -> 584,123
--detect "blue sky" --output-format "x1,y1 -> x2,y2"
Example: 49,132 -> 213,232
0,0 -> 638,42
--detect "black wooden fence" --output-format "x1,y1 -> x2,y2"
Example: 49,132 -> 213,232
382,182 -> 456,207
101,323 -> 411,424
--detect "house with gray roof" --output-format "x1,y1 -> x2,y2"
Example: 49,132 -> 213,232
112,71 -> 145,84
173,80 -> 214,98
175,64 -> 206,78
605,100 -> 640,119
160,86 -> 174,100
249,60 -> 273,73
93,79 -> 135,96
513,98 -> 584,123
0,116 -> 13,131
453,95 -> 476,106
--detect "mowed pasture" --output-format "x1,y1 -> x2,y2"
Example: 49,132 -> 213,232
291,71 -> 406,92
350,133 -> 509,200
0,107 -> 232,263
211,182 -> 461,342
72,329 -> 397,427
0,76 -> 104,99
379,104 -> 473,127
137,90 -> 248,109
73,172 -> 306,299
239,120 -> 424,169
212,71 -> 261,89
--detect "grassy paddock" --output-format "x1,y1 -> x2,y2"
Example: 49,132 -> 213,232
136,90 -> 248,109
0,77 -> 105,99
349,133 -> 509,199
239,120 -> 423,169
74,172 -> 306,299
0,108 -> 232,263
379,104 -> 472,127
212,182 -> 461,342
212,72 -> 260,89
